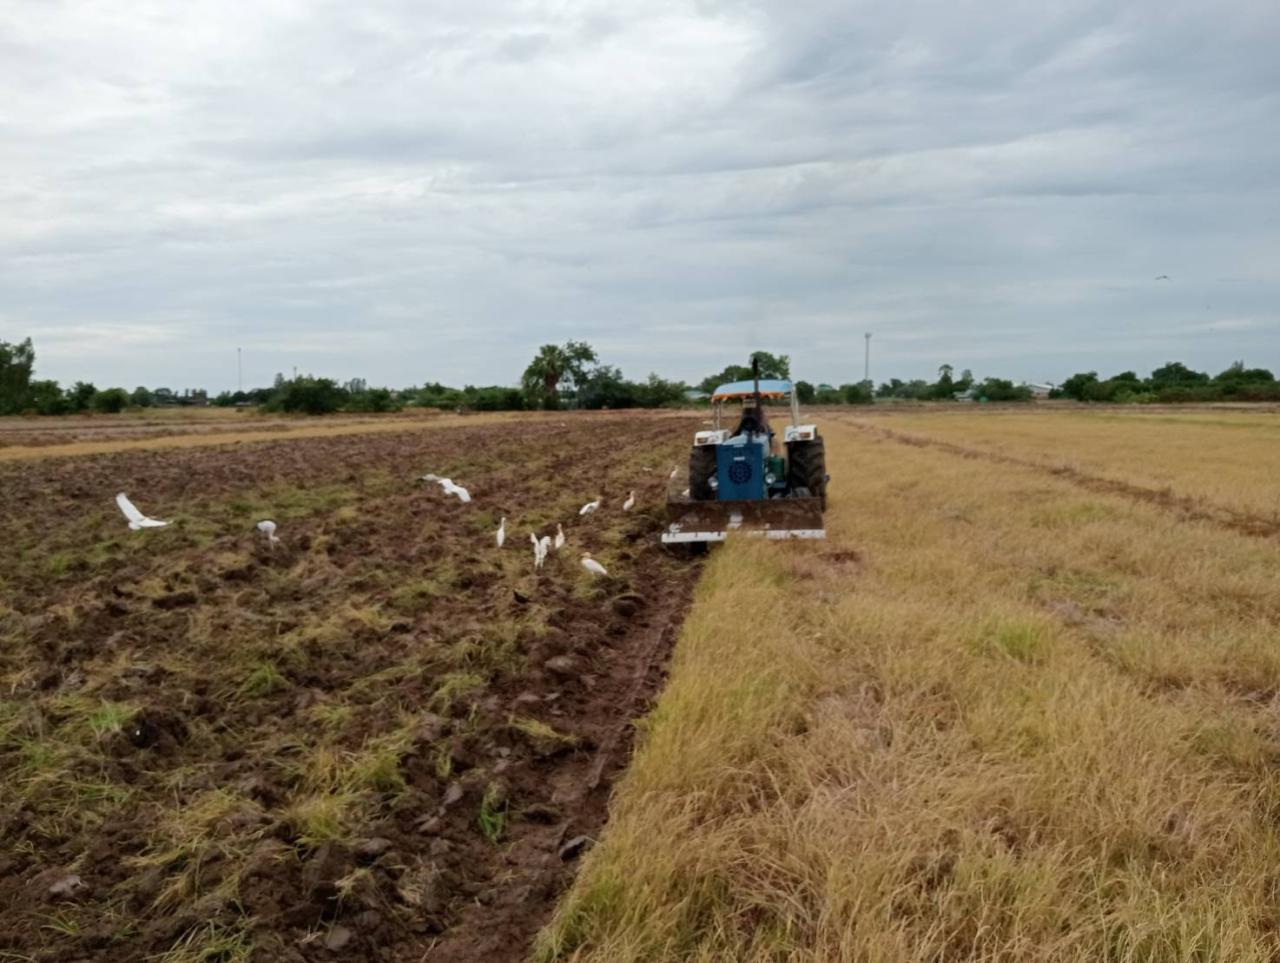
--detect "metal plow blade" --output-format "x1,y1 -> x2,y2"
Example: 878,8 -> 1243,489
662,497 -> 826,544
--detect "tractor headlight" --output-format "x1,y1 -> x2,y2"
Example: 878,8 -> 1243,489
764,471 -> 776,486
709,476 -> 719,490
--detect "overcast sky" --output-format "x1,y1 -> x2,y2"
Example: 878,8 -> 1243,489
3,1 -> 1278,392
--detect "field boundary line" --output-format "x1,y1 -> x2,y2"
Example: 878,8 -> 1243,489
844,417 -> 1280,540
0,413 -> 554,462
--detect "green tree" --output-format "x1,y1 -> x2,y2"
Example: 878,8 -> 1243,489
1058,371 -> 1099,401
92,388 -> 130,413
973,378 -> 1032,402
0,338 -> 35,415
840,382 -> 873,405
699,351 -> 791,393
263,377 -> 348,414
345,387 -> 400,413
931,364 -> 955,400
130,386 -> 154,408
461,385 -> 525,411
1149,361 -> 1208,385
794,380 -> 816,404
521,341 -> 598,410
67,381 -> 97,412
635,373 -> 687,408
26,380 -> 68,415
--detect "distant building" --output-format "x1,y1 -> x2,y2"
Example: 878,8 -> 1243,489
1023,383 -> 1055,399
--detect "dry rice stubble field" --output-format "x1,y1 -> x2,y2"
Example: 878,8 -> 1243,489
541,409 -> 1280,962
0,412 -> 703,962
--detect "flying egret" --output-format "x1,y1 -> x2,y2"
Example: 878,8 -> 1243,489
115,493 -> 168,530
531,532 -> 545,569
419,473 -> 442,483
622,491 -> 636,511
440,480 -> 471,503
554,524 -> 565,551
496,517 -> 506,548
256,519 -> 280,548
579,498 -> 602,516
580,553 -> 608,577
539,535 -> 552,560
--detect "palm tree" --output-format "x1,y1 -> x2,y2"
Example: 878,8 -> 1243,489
521,341 -> 598,410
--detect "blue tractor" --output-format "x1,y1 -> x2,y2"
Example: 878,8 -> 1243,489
663,360 -> 828,545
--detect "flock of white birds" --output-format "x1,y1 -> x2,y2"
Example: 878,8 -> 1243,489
113,475 -> 643,579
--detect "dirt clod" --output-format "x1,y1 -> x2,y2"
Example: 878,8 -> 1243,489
558,835 -> 593,861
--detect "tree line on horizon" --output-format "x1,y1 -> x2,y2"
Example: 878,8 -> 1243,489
1,336 -> 1276,416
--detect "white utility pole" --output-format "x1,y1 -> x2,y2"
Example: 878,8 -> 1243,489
864,332 -> 872,384
237,347 -> 242,392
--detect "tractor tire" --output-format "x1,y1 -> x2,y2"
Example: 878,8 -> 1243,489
788,436 -> 827,510
689,445 -> 717,501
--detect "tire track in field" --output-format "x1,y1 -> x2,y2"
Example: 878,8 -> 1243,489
842,418 -> 1280,541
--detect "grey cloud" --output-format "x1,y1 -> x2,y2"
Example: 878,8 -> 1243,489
2,0 -> 1278,392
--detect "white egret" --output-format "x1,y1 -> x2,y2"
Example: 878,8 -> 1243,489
553,524 -> 565,551
579,498 -> 602,516
256,519 -> 280,548
669,466 -> 679,481
115,493 -> 168,530
496,517 -> 506,547
531,532 -> 545,569
580,553 -> 608,577
441,481 -> 471,503
622,491 -> 636,511
680,488 -> 690,498
539,535 -> 552,560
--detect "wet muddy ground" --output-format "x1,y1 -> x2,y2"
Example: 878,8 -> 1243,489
0,413 -> 702,961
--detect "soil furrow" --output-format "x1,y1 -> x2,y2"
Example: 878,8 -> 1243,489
0,414 -> 703,962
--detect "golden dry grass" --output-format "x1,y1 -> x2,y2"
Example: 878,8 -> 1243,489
865,408 -> 1280,521
540,412 -> 1280,962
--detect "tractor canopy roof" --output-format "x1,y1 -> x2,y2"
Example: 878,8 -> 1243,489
710,379 -> 792,402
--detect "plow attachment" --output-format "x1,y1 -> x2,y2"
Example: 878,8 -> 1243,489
662,496 -> 826,544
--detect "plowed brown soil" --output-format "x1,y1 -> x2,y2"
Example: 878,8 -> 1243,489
0,413 -> 703,962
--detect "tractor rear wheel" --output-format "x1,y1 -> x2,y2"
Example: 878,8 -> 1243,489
788,437 -> 827,510
689,445 -> 717,501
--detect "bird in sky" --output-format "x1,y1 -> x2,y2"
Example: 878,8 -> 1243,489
1155,274 -> 1170,281
256,519 -> 279,548
622,491 -> 636,511
580,553 -> 608,577
554,524 -> 565,551
579,498 -> 602,516
115,493 -> 168,530
496,517 -> 506,548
